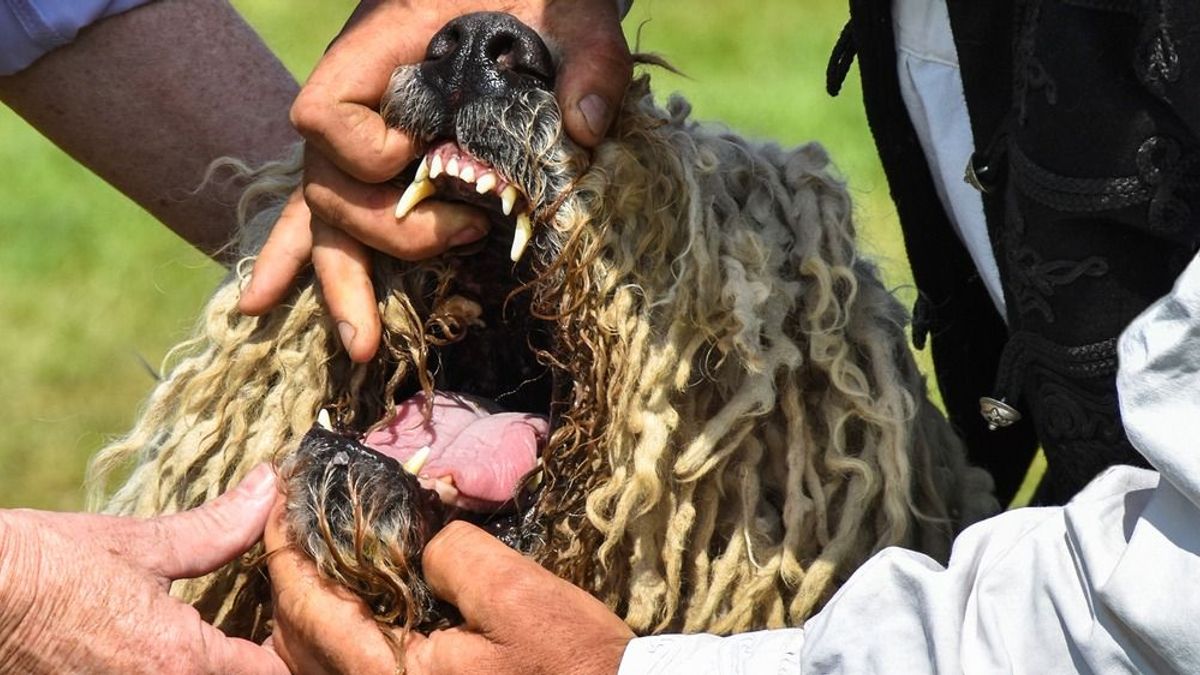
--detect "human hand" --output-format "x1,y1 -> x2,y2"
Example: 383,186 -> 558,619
239,1 -> 632,363
0,464 -> 286,675
265,516 -> 633,675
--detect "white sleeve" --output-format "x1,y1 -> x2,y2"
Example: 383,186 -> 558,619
0,0 -> 159,75
619,629 -> 804,675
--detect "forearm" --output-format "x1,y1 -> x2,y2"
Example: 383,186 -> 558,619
0,0 -> 299,260
0,512 -> 39,673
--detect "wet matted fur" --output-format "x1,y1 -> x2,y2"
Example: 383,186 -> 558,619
90,68 -> 994,640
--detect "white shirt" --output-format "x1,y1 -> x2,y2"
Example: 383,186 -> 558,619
892,0 -> 1006,315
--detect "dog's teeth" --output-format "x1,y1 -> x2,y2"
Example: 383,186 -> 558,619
414,156 -> 430,182
446,156 -> 460,178
402,446 -> 432,475
395,179 -> 436,219
459,164 -> 476,183
511,211 -> 533,262
501,185 -> 518,216
316,409 -> 333,430
429,155 -> 444,179
475,173 -> 497,194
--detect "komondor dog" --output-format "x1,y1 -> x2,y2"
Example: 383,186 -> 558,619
89,12 -> 995,644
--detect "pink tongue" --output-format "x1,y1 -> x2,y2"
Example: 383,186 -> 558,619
363,391 -> 547,511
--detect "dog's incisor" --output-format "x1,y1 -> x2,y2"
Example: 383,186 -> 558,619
91,12 -> 996,642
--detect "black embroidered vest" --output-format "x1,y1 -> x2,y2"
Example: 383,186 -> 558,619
839,0 -> 1200,504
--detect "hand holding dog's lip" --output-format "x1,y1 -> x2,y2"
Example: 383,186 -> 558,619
242,0 -> 631,362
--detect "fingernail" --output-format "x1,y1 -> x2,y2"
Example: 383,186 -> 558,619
579,94 -> 611,138
238,463 -> 277,499
337,321 -> 357,352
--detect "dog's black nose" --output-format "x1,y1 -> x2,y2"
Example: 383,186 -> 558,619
421,12 -> 555,111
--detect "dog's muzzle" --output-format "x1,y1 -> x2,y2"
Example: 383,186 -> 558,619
420,11 -> 556,120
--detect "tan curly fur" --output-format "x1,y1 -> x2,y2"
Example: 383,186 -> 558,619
89,74 -> 994,641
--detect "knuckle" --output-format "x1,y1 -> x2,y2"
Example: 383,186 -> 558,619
289,89 -> 324,137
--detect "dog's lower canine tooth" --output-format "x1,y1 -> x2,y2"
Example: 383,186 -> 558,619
511,211 -> 533,262
501,185 -> 518,216
316,409 -> 333,430
395,179 -> 436,219
475,173 -> 497,194
402,446 -> 432,474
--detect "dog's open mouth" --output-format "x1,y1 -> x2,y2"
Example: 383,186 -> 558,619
396,140 -> 535,262
283,13 -> 587,575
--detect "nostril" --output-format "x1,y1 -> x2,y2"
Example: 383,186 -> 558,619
426,26 -> 460,61
485,31 -> 553,88
485,34 -> 516,66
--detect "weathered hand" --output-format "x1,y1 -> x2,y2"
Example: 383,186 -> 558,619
0,464 -> 285,675
265,517 -> 633,675
404,521 -> 634,674
238,0 -> 632,363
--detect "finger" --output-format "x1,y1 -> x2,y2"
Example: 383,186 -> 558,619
143,463 -> 278,580
403,627 -> 500,675
290,5 -> 427,183
201,628 -> 291,675
302,148 -> 490,261
239,188 -> 314,316
311,218 -> 381,363
549,2 -> 633,147
420,521 -> 541,625
264,500 -> 401,674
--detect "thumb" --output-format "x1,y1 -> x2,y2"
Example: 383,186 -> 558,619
552,2 -> 632,147
142,463 -> 280,580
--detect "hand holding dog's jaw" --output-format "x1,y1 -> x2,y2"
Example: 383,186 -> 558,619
267,517 -> 633,675
240,0 -> 632,363
0,466 -> 286,675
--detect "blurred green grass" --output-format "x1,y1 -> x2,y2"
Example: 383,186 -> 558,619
0,0 -> 929,510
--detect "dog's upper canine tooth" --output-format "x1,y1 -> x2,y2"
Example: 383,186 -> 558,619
395,178 -> 436,219
475,173 -> 497,194
414,156 -> 430,182
446,156 -> 461,178
511,211 -> 533,262
501,185 -> 518,216
429,155 -> 444,179
459,164 -> 476,183
402,446 -> 432,475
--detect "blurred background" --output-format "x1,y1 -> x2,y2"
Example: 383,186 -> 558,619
0,0 -> 925,509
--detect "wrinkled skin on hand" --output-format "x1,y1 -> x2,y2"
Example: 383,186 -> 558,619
0,465 -> 285,675
266,518 -> 633,675
239,0 -> 632,363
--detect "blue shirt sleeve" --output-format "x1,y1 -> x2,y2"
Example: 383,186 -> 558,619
0,0 -> 159,75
